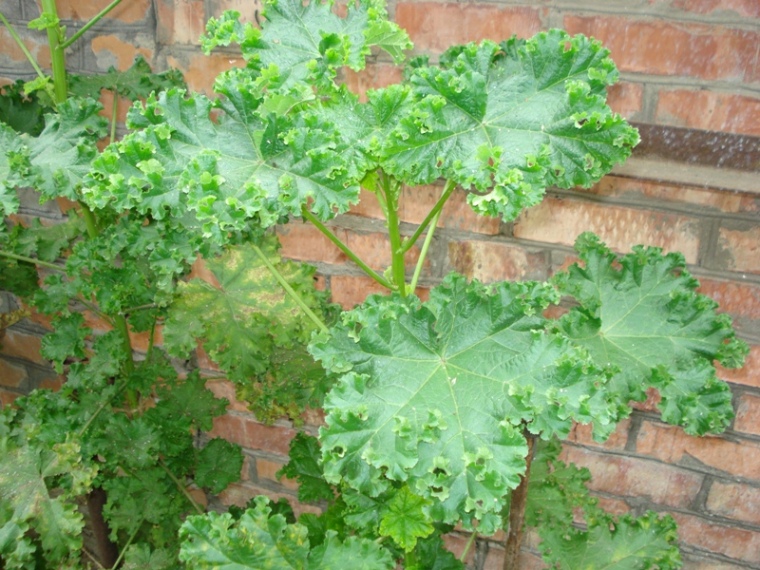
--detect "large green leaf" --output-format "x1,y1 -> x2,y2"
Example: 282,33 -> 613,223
383,31 -> 639,221
0,122 -> 29,215
85,86 -> 358,241
178,496 -> 394,569
202,0 -> 410,91
554,233 -> 747,436
311,275 -> 614,533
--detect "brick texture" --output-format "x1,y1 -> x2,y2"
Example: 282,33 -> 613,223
1,1 -> 759,568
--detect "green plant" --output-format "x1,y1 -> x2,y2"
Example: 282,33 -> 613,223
0,0 -> 748,568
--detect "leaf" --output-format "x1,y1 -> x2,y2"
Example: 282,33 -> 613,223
195,438 -> 245,494
378,485 -> 434,552
164,239 -> 334,421
40,312 -> 91,372
18,97 -> 108,202
538,511 -> 682,570
69,55 -> 186,101
85,87 -> 358,240
0,121 -> 29,215
179,496 -> 394,569
278,433 -> 335,503
311,274 -> 614,532
554,233 -> 747,436
202,0 -> 410,91
0,80 -> 46,135
383,32 -> 639,221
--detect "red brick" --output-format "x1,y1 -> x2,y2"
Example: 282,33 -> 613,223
0,358 -> 27,389
717,343 -> 760,389
342,63 -> 405,101
209,413 -> 296,456
90,34 -> 154,72
514,196 -> 701,264
329,274 -> 394,309
395,3 -> 544,53
157,0 -> 207,45
716,226 -> 760,274
205,379 -> 250,413
217,481 -> 321,516
682,560 -> 753,570
606,81 -> 644,120
636,420 -> 760,480
560,445 -> 704,509
565,418 -> 630,451
594,495 -> 631,516
255,457 -> 299,491
697,278 -> 760,321
655,90 -> 760,137
671,512 -> 760,565
705,480 -> 760,525
0,390 -> 21,408
666,0 -> 760,19
208,0 -> 262,23
1,329 -> 47,366
56,0 -> 152,23
734,392 -> 760,436
585,176 -> 753,214
447,240 -> 548,282
564,16 -> 759,83
166,50 -> 245,94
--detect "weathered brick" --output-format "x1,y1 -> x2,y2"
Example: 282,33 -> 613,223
205,379 -> 250,413
585,176 -> 752,214
697,278 -> 760,321
329,274 -> 394,309
655,89 -> 760,137
560,445 -> 704,509
636,420 -> 760,480
56,0 -> 153,24
0,358 -> 27,389
217,481 -> 321,516
705,480 -> 760,525
681,559 -> 754,570
156,0 -> 207,46
606,81 -> 644,120
342,63 -> 405,100
734,392 -> 760,436
671,512 -> 760,565
90,34 -> 154,71
255,456 -> 299,491
0,390 -> 20,407
447,240 -> 549,282
716,343 -> 759,389
565,418 -> 630,451
1,329 -> 47,366
395,3 -> 544,53
714,225 -> 760,274
564,16 -> 759,83
666,0 -> 760,19
0,26 -> 51,69
165,50 -> 244,93
514,196 -> 701,264
209,413 -> 296,456
207,0 -> 262,23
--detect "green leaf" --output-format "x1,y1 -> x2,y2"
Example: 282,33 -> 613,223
383,32 -> 638,221
311,274 -> 614,532
0,80 -> 46,135
538,511 -> 682,570
179,496 -> 394,569
69,55 -> 186,101
195,438 -> 245,494
378,485 -> 434,552
278,433 -> 335,503
202,0 -> 410,91
40,312 -> 91,372
18,97 -> 108,202
164,239 -> 334,421
85,87 -> 358,240
0,122 -> 29,215
554,233 -> 746,436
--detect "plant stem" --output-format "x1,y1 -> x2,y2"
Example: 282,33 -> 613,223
39,0 -> 67,103
109,92 -> 119,144
59,0 -> 123,50
111,518 -> 142,569
0,12 -> 46,79
0,249 -> 64,271
401,179 -> 456,254
503,430 -> 538,570
301,207 -> 394,290
460,529 -> 479,563
159,460 -> 204,514
251,243 -> 329,334
381,174 -> 407,295
409,207 -> 441,292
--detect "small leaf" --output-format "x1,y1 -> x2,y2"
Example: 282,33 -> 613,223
278,433 -> 335,503
195,438 -> 245,494
378,486 -> 434,552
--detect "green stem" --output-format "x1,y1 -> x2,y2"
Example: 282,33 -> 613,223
0,12 -> 46,79
59,0 -> 124,50
0,249 -> 64,271
382,175 -> 407,295
400,179 -> 456,254
78,385 -> 123,436
111,519 -> 142,569
39,0 -> 67,103
408,207 -> 441,292
251,243 -> 329,334
301,207 -> 394,290
460,530 -> 478,562
112,314 -> 137,409
159,460 -> 204,514
109,92 -> 118,144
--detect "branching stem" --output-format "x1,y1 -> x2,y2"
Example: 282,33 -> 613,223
381,174 -> 407,295
301,207 -> 394,290
59,0 -> 124,50
39,0 -> 67,103
401,179 -> 456,254
159,460 -> 204,514
409,207 -> 441,292
0,12 -> 46,79
251,243 -> 329,335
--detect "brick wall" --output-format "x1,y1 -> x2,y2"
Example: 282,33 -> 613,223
1,0 -> 758,568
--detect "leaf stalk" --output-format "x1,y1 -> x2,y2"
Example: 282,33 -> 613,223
0,249 -> 64,271
59,0 -> 124,50
0,11 -> 46,79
